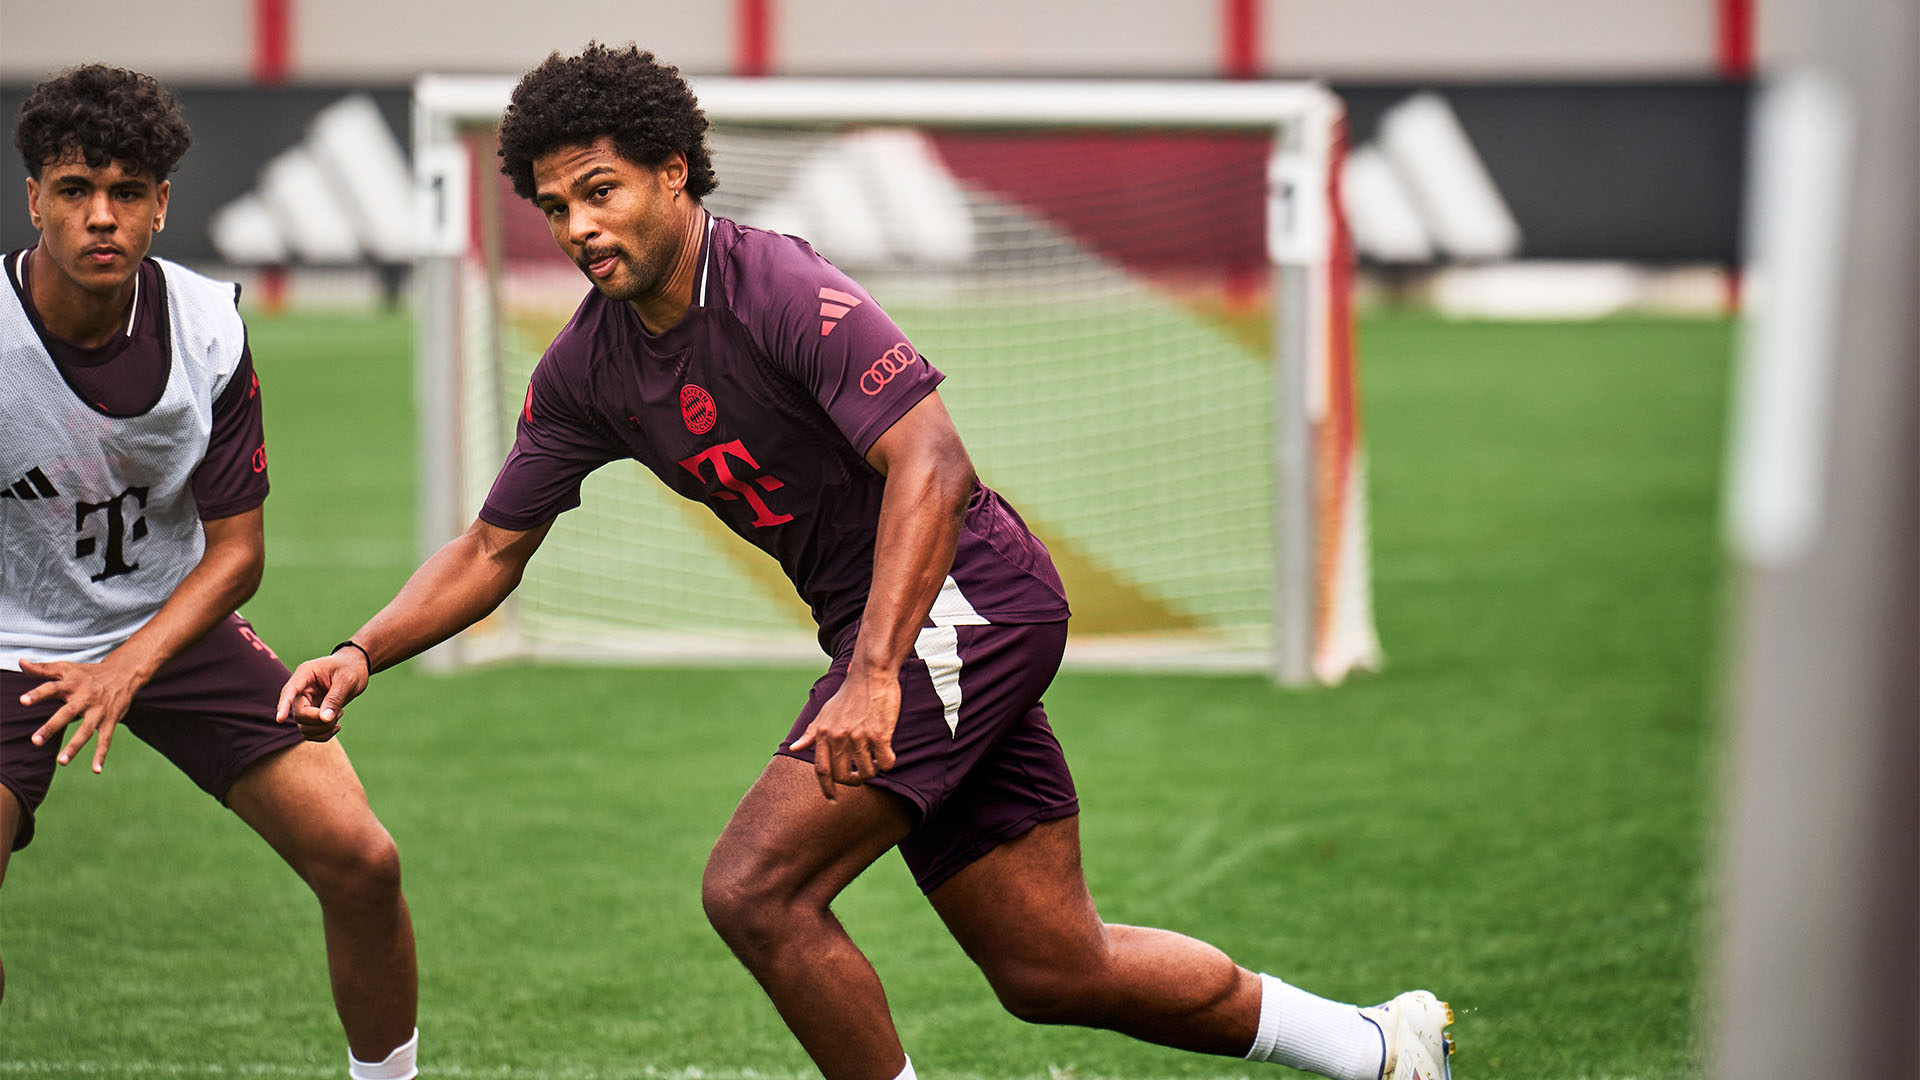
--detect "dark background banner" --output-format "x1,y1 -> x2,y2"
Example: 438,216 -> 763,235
0,80 -> 1746,267
0,85 -> 413,267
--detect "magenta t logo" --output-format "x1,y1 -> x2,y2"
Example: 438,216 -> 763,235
678,439 -> 794,528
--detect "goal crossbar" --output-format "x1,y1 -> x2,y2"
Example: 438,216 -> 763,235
417,75 -> 1340,130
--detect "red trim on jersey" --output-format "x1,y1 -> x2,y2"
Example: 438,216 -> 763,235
253,0 -> 292,84
1717,0 -> 1754,80
1221,0 -> 1260,80
735,0 -> 772,77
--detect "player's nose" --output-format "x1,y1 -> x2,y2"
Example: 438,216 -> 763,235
86,193 -> 117,229
567,209 -> 599,246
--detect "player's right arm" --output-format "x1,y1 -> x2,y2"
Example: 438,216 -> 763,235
276,516 -> 552,738
277,326 -> 612,739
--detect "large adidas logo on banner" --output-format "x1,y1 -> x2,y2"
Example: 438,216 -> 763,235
208,95 -> 417,266
1342,92 -> 1522,263
714,128 -> 978,268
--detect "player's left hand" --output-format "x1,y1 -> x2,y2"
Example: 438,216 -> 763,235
18,658 -> 144,774
790,667 -> 901,801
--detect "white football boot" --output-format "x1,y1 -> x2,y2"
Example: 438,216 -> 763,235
1359,990 -> 1455,1080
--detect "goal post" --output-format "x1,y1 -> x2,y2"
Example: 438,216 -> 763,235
412,75 -> 1380,686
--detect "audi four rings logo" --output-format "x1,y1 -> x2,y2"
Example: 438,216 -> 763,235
860,343 -> 917,396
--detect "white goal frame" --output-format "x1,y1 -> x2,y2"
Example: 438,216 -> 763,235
411,75 -> 1379,686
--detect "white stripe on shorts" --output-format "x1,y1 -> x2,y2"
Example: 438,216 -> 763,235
915,576 -> 990,736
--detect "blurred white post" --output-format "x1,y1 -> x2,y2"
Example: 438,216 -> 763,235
1713,0 -> 1919,1073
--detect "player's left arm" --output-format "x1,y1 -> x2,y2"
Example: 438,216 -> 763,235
20,507 -> 266,774
790,392 -> 976,798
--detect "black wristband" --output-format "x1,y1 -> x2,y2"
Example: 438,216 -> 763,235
332,639 -> 374,674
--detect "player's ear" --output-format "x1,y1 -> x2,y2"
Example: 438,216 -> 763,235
154,178 -> 170,231
25,175 -> 42,230
662,152 -> 688,197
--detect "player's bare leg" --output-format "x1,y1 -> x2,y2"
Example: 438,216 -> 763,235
228,740 -> 418,1063
702,756 -> 916,1080
0,785 -> 19,888
928,815 -> 1450,1080
0,785 -> 19,1002
928,814 -> 1264,1051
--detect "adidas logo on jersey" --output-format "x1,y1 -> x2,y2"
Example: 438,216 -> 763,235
0,467 -> 58,500
818,287 -> 862,336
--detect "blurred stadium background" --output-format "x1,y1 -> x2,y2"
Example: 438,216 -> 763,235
1,2 -> 1912,1078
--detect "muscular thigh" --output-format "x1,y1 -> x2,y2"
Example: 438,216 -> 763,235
927,815 -> 1106,974
225,737 -> 388,871
708,755 -> 915,908
776,620 -> 1077,894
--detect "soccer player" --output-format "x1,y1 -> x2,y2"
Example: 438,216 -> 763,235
1,65 -> 420,1079
278,44 -> 1453,1080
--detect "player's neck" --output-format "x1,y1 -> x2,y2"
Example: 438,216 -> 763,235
27,241 -> 138,348
629,205 -> 707,335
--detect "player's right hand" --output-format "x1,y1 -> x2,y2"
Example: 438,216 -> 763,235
274,648 -> 370,741
19,657 -> 143,774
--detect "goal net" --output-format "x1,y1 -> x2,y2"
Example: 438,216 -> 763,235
412,77 -> 1379,685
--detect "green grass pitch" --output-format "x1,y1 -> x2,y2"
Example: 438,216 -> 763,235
0,311 -> 1730,1078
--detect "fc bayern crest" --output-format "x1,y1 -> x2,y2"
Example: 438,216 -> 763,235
680,384 -> 717,434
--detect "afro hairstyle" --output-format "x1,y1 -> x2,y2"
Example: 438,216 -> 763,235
497,43 -> 717,203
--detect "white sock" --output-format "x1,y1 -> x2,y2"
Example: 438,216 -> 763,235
349,1028 -> 418,1080
894,1055 -> 917,1080
1244,974 -> 1385,1080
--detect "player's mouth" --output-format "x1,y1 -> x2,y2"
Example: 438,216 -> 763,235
582,249 -> 623,280
81,245 -> 124,267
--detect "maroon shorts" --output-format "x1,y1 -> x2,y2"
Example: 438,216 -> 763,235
779,620 -> 1078,893
1,613 -> 304,852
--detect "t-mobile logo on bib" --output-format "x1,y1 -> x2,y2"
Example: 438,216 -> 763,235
74,485 -> 150,582
678,440 -> 793,528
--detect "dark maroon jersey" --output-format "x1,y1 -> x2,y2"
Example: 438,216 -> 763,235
6,250 -> 268,519
481,215 -> 1069,652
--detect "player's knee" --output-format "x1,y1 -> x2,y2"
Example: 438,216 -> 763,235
989,968 -> 1095,1027
305,826 -> 403,909
700,852 -> 795,954
700,859 -> 767,940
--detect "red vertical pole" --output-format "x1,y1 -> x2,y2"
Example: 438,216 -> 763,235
1718,0 -> 1753,314
1718,0 -> 1755,80
253,0 -> 292,84
1223,2 -> 1264,308
736,0 -> 772,77
1222,0 -> 1260,80
254,0 -> 292,311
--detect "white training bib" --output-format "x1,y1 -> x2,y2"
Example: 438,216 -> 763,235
0,254 -> 247,669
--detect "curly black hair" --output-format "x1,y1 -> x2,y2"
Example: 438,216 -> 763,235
14,64 -> 192,180
497,43 -> 717,203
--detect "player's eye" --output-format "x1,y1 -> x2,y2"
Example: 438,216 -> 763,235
591,185 -> 613,200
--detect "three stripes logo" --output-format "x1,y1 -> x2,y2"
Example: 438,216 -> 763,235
1,467 -> 58,501
817,286 -> 862,337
